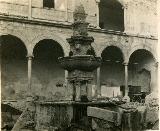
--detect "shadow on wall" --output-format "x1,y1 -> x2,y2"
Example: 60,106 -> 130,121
1,35 -> 28,100
128,49 -> 155,94
32,39 -> 66,100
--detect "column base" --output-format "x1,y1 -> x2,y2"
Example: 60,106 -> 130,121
26,94 -> 34,102
122,95 -> 130,102
97,94 -> 101,98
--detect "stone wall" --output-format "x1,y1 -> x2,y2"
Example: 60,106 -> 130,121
0,0 -> 158,37
1,60 -> 28,100
35,104 -> 73,130
125,0 -> 157,36
0,2 -> 28,18
101,63 -> 124,87
0,19 -> 158,100
1,46 -> 73,100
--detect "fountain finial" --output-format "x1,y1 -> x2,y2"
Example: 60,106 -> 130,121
73,4 -> 87,23
72,4 -> 89,36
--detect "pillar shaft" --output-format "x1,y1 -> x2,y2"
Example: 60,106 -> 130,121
75,82 -> 81,101
65,70 -> 68,84
95,0 -> 100,28
97,67 -> 101,97
87,82 -> 92,101
123,4 -> 128,33
27,55 -> 33,93
124,63 -> 128,96
0,44 -> 1,90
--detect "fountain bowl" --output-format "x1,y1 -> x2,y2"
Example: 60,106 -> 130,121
58,55 -> 101,71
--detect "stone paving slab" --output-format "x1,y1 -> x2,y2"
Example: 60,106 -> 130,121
87,106 -> 121,125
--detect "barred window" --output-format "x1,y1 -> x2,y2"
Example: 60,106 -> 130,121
43,0 -> 55,8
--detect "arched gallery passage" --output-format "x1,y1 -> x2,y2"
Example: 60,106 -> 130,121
1,35 -> 28,100
100,46 -> 124,97
99,0 -> 124,31
32,39 -> 65,99
128,49 -> 156,97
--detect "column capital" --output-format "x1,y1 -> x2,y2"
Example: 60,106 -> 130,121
154,62 -> 159,68
97,67 -> 101,70
95,0 -> 100,4
123,62 -> 128,66
122,4 -> 128,9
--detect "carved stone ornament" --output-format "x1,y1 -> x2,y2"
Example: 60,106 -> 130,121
58,4 -> 101,101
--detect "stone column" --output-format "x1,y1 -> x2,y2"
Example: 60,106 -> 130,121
27,55 -> 33,95
75,81 -> 81,101
95,0 -> 100,28
123,62 -> 130,102
0,43 -> 1,89
124,62 -> 128,96
87,81 -> 92,101
65,70 -> 68,84
68,81 -> 75,100
123,4 -> 128,33
97,67 -> 101,97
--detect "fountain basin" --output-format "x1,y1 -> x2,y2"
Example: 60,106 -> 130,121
58,55 -> 101,71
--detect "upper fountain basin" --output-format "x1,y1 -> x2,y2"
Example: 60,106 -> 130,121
58,55 -> 101,71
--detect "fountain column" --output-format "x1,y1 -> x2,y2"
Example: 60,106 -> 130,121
75,81 -> 81,101
97,67 -> 101,97
65,70 -> 68,83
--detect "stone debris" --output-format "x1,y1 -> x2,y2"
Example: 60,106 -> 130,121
145,92 -> 159,129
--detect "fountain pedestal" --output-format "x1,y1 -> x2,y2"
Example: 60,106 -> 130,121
59,5 -> 101,102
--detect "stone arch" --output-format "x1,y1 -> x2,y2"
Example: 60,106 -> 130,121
0,34 -> 28,55
127,45 -> 157,94
116,0 -> 127,7
127,44 -> 157,63
98,41 -> 126,61
100,43 -> 125,89
0,30 -> 29,55
31,33 -> 70,56
116,0 -> 125,6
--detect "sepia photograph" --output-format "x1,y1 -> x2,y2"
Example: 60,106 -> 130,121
0,0 -> 159,130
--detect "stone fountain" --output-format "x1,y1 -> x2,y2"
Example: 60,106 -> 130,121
11,4 -> 150,131
59,4 -> 101,102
